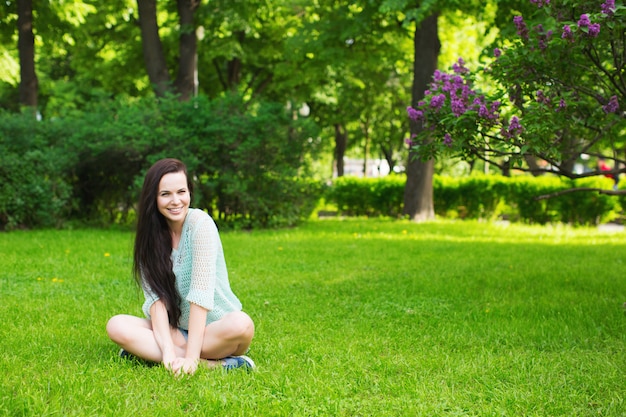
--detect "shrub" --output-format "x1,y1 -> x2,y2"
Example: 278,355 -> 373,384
0,112 -> 74,230
326,175 -> 405,217
0,94 -> 322,229
326,174 -> 621,225
554,177 -> 618,225
507,175 -> 564,224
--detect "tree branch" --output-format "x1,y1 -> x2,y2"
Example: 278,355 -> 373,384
535,187 -> 626,200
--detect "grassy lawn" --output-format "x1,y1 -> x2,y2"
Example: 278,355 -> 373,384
1,219 -> 625,416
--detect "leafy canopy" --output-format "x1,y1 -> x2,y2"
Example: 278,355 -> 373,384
407,0 -> 626,180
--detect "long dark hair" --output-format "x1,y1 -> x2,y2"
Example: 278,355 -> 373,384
133,158 -> 193,327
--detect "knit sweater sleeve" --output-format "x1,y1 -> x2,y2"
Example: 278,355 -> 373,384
184,212 -> 219,311
141,274 -> 159,319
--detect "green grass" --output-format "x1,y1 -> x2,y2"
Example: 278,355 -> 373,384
1,219 -> 625,416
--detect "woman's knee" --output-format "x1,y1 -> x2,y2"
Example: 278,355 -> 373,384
229,311 -> 255,340
106,315 -> 125,341
106,314 -> 141,343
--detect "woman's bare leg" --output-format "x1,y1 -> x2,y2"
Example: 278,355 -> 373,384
200,311 -> 255,360
106,314 -> 187,363
107,311 -> 254,369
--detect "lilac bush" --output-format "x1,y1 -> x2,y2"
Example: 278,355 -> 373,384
407,0 -> 626,181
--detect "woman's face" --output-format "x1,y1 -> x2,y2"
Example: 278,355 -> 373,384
157,171 -> 190,228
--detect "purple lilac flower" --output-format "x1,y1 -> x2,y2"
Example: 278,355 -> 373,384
536,90 -> 551,105
443,133 -> 453,147
603,95 -> 619,113
536,27 -> 553,50
407,106 -> 423,121
440,81 -> 452,94
578,14 -> 591,28
507,116 -> 524,137
477,98 -> 500,121
432,70 -> 447,84
530,0 -> 550,6
588,23 -> 601,37
460,84 -> 473,102
557,98 -> 567,112
494,48 -> 502,58
451,97 -> 466,117
514,16 -> 529,41
452,58 -> 469,75
562,24 -> 574,41
485,101 -> 501,121
405,133 -> 418,147
601,0 -> 616,16
430,94 -> 446,110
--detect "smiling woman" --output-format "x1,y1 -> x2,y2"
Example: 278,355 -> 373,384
106,158 -> 255,376
156,171 -> 191,243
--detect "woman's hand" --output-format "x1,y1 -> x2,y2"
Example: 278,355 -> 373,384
170,357 -> 199,376
162,351 -> 178,372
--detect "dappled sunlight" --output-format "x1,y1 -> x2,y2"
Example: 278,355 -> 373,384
299,218 -> 626,247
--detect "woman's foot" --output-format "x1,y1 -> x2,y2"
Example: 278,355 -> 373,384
221,355 -> 255,371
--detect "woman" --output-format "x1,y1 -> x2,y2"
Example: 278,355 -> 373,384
106,158 -> 255,375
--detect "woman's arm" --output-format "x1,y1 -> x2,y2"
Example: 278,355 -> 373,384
172,302 -> 208,375
186,302 -> 209,360
150,300 -> 177,370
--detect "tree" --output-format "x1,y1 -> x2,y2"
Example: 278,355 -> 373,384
136,0 -> 198,99
16,0 -> 37,111
407,0 -> 626,197
292,0 -> 413,178
173,0 -> 198,100
1,0 -> 150,116
136,0 -> 171,97
403,12 -> 440,221
379,1 -> 456,221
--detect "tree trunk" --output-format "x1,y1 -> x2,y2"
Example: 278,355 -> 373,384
174,0 -> 198,101
334,123 -> 347,177
17,0 -> 37,111
404,155 -> 434,220
137,0 -> 171,97
381,144 -> 395,174
361,117 -> 370,176
524,154 -> 542,176
403,13 -> 440,221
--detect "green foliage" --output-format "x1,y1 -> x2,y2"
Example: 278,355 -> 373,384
1,221 -> 625,415
326,174 -> 621,225
407,1 -> 626,179
0,111 -> 74,230
0,94 -> 321,229
326,175 -> 405,217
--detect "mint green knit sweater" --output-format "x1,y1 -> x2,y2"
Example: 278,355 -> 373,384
141,208 -> 243,329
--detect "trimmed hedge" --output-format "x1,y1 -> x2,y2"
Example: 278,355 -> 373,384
326,174 -> 621,225
326,176 -> 406,217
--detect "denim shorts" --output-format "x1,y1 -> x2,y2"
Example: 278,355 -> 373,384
179,328 -> 189,341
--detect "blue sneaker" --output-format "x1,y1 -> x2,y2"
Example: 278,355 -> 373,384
222,355 -> 255,371
119,348 -> 132,359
